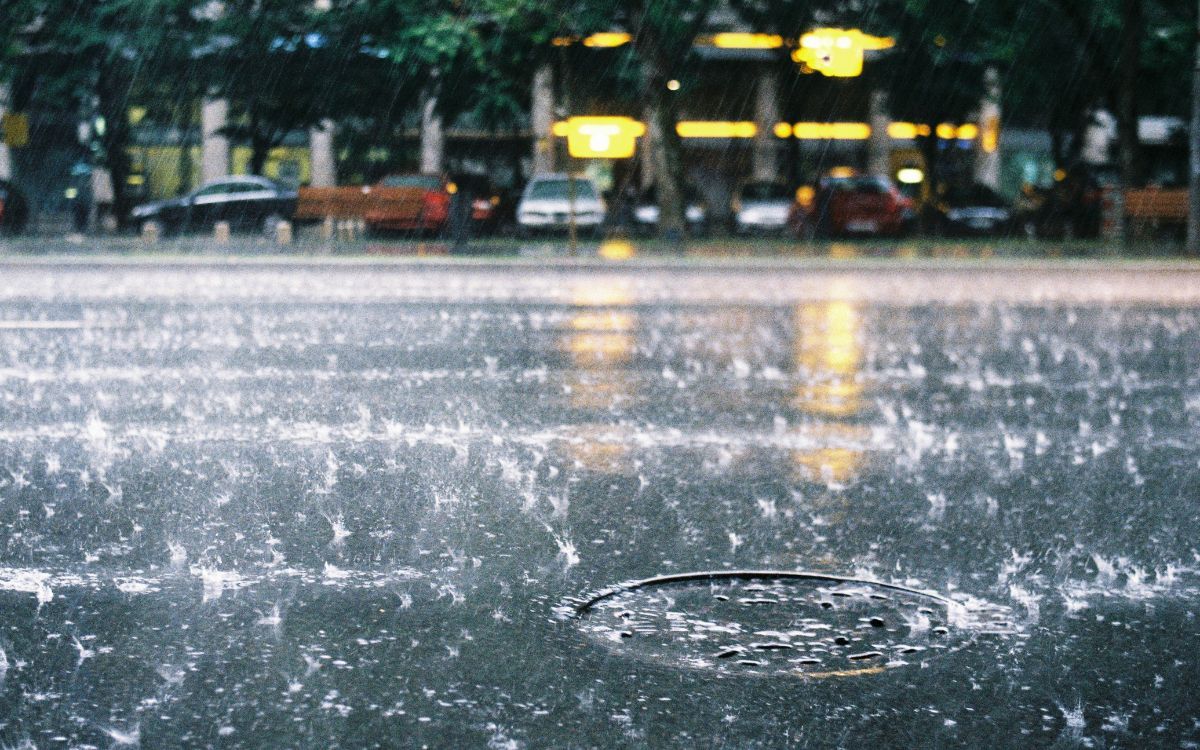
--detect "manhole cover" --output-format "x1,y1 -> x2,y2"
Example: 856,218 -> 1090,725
565,571 -> 1014,678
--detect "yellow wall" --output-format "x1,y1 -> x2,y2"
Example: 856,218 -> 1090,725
127,145 -> 313,198
231,146 -> 312,186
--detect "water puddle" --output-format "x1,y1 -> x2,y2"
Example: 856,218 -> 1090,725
565,571 -> 1016,678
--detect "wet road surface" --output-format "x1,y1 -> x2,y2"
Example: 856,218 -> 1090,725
0,259 -> 1198,747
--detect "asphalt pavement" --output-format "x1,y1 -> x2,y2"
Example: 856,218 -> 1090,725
0,255 -> 1197,747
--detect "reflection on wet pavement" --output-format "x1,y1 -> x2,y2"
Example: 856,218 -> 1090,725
0,260 -> 1198,747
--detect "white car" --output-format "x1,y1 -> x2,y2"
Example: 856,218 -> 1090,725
516,175 -> 606,236
732,181 -> 793,235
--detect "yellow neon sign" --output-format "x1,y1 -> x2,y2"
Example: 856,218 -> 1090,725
792,28 -> 894,77
553,116 -> 645,158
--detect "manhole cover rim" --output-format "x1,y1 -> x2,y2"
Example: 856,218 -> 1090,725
568,569 -> 955,619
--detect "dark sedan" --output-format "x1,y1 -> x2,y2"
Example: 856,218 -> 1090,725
927,184 -> 1015,237
129,176 -> 297,234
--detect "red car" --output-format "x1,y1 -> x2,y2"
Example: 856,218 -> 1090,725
364,173 -> 502,236
792,175 -> 916,238
364,174 -> 454,234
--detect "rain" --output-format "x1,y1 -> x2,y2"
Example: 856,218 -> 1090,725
1,0 -> 1199,747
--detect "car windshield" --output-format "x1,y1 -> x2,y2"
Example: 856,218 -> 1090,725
822,176 -> 890,194
527,179 -> 598,200
380,174 -> 443,189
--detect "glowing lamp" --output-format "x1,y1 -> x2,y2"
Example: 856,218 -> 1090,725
710,33 -> 783,49
582,32 -> 631,48
554,116 -> 645,158
792,28 -> 894,78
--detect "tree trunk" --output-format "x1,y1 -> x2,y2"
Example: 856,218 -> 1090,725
636,39 -> 685,239
1115,0 -> 1142,243
1188,0 -> 1200,254
917,132 -> 939,232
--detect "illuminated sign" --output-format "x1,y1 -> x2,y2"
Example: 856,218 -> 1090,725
709,33 -> 783,49
583,32 -> 630,48
553,116 -> 645,158
676,121 -> 757,138
792,28 -> 894,77
790,122 -> 871,140
887,122 -> 979,140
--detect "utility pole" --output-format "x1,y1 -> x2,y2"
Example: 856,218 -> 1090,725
1188,0 -> 1200,255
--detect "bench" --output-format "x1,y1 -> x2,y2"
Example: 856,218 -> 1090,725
1125,188 -> 1187,239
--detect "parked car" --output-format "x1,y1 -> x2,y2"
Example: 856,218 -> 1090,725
0,179 -> 30,235
797,174 -> 916,238
516,174 -> 606,237
129,175 -> 297,235
732,181 -> 794,235
632,184 -> 709,236
926,184 -> 1015,237
363,173 -> 453,235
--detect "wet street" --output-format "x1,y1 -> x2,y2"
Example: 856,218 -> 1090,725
0,257 -> 1198,748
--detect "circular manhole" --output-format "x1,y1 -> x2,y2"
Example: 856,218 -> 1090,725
565,571 -> 1014,678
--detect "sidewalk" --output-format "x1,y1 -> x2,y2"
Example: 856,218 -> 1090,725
0,230 -> 1194,265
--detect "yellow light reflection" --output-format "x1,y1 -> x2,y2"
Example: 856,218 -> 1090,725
599,240 -> 636,261
981,115 -> 1000,153
773,122 -> 794,138
790,423 -> 872,485
561,282 -> 637,416
793,300 -> 864,419
559,424 -> 633,474
935,123 -> 957,140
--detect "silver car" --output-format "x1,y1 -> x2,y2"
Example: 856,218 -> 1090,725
732,181 -> 794,235
516,175 -> 606,237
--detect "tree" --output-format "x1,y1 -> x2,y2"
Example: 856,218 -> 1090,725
205,0 -> 356,176
2,0 -> 212,223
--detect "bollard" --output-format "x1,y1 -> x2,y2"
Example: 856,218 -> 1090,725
214,221 -> 231,245
276,220 -> 293,246
140,220 -> 161,245
320,216 -> 335,242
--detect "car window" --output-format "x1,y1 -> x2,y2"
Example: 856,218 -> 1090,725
527,179 -> 598,200
381,174 -> 443,190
